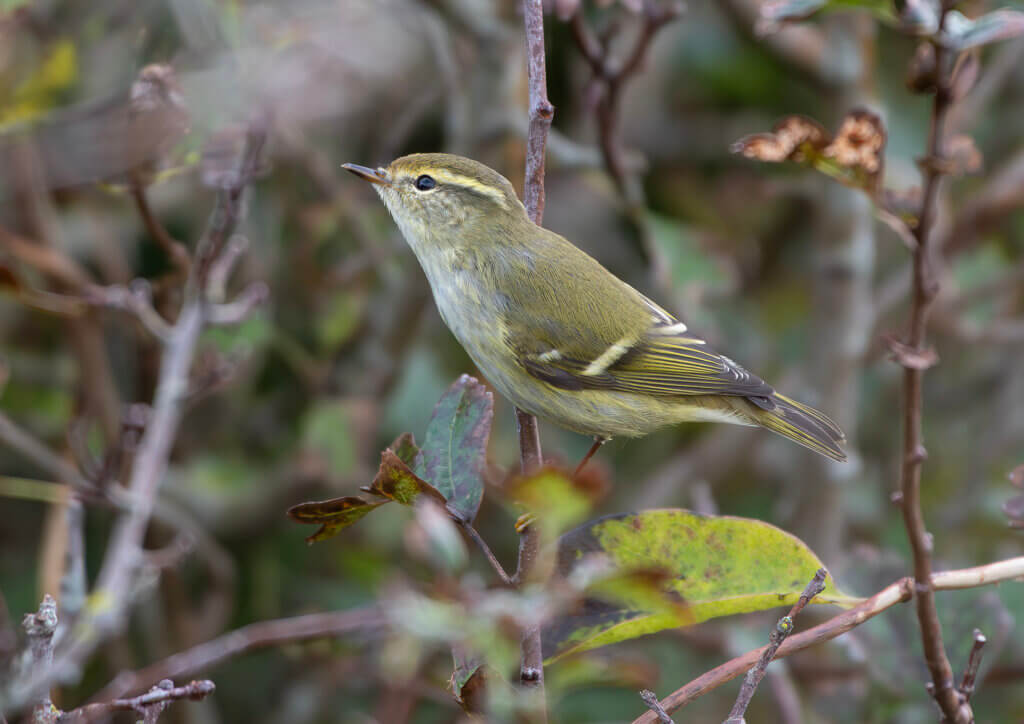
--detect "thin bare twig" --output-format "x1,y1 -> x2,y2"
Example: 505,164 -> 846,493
67,678 -> 215,723
723,569 -> 827,723
894,16 -> 971,722
959,629 -> 987,704
517,0 -> 553,715
457,520 -> 512,585
631,555 -> 1024,723
639,690 -> 674,723
92,608 -> 384,701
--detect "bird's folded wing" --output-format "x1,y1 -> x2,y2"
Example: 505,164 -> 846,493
513,314 -> 776,401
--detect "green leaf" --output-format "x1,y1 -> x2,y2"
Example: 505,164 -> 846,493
286,496 -> 388,544
940,10 -> 1024,51
300,400 -> 358,477
389,432 -> 420,467
544,509 -> 861,662
414,375 -> 493,522
758,0 -> 897,31
364,449 -> 447,506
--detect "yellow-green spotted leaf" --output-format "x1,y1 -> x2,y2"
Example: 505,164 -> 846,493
364,449 -> 447,507
287,496 -> 387,544
543,509 -> 861,662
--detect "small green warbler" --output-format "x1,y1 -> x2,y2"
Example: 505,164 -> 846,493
343,154 -> 846,462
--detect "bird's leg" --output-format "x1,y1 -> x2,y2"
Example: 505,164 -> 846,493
574,436 -> 608,476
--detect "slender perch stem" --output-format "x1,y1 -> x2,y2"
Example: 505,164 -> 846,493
516,0 -> 554,715
894,26 -> 971,723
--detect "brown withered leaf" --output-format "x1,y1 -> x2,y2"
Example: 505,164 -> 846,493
287,496 -> 387,544
734,109 -> 886,193
363,449 -> 448,507
731,116 -> 827,163
822,109 -> 886,183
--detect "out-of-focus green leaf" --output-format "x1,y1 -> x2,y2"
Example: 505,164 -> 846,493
646,213 -> 731,295
203,314 -> 272,354
543,509 -> 860,661
758,0 -> 897,31
316,290 -> 367,350
364,449 -> 446,506
509,468 -> 593,541
414,374 -> 493,522
300,400 -> 357,477
940,9 -> 1024,50
287,495 -> 387,544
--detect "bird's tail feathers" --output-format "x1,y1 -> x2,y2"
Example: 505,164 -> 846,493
748,393 -> 847,462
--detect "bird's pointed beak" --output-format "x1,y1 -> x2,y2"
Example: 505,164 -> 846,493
342,163 -> 391,186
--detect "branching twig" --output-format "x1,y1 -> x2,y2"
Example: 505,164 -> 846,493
517,0 -> 553,715
67,678 -> 215,723
631,555 -> 1024,723
567,1 -> 682,299
894,15 -> 971,722
723,569 -> 827,723
1,120 -> 269,717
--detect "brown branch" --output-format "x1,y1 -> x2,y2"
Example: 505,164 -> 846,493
517,0 -> 553,716
129,178 -> 190,275
67,679 -> 215,723
631,555 -> 1024,723
567,2 -> 682,298
895,18 -> 971,722
724,569 -> 827,723
92,608 -> 384,702
22,595 -> 58,722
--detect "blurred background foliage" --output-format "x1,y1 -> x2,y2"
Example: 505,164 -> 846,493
1,0 -> 1023,722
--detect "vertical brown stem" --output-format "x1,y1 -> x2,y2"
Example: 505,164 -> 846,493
897,31 -> 971,724
517,0 -> 553,716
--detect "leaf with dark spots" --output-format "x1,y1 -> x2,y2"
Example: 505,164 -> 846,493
414,374 -> 493,522
364,449 -> 447,506
287,496 -> 388,544
543,509 -> 860,661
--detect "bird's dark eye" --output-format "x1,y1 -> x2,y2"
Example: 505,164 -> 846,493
414,174 -> 436,191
